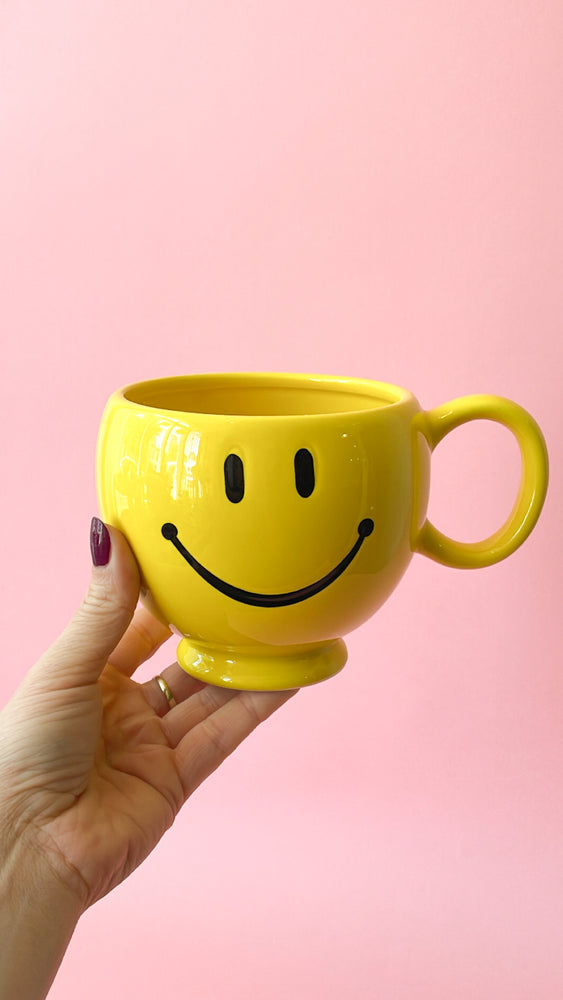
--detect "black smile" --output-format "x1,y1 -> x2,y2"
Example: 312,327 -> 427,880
161,518 -> 374,608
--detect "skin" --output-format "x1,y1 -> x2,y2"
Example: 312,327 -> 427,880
0,525 -> 295,1000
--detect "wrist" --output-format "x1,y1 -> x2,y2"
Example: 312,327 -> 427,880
0,828 -> 85,1000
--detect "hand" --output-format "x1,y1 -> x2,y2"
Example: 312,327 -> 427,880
0,520 -> 296,911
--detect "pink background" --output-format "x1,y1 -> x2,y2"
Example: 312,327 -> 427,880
1,3 -> 561,997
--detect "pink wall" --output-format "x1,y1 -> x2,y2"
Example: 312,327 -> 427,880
1,3 -> 561,997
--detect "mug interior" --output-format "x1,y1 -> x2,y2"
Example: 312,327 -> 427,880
123,375 -> 407,416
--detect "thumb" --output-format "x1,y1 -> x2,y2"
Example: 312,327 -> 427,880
35,519 -> 141,689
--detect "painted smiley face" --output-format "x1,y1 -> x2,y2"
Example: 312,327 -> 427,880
160,447 -> 374,608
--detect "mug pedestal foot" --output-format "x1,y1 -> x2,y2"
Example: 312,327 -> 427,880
176,637 -> 347,690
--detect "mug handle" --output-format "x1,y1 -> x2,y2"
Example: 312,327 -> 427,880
413,395 -> 548,568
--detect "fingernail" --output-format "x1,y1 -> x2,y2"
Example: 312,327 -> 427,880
90,517 -> 111,567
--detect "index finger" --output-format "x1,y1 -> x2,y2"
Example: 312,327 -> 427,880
107,604 -> 172,676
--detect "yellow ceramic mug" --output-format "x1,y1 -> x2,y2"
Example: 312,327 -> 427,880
96,374 -> 548,690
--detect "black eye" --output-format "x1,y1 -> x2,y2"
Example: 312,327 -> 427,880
224,454 -> 244,503
294,448 -> 315,497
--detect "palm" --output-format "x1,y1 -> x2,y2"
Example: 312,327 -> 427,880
39,666 -> 184,904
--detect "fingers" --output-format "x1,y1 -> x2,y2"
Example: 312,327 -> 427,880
33,522 -> 140,690
160,683 -> 236,740
174,688 -> 298,799
142,663 -> 207,717
108,605 -> 172,677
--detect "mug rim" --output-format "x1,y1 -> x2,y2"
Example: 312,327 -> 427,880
117,372 -> 414,418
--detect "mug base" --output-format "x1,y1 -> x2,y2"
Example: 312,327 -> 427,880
176,636 -> 348,690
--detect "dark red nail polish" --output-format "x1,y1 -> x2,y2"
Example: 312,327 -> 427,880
90,517 -> 111,567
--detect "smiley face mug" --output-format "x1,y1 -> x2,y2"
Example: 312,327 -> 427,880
96,373 -> 548,689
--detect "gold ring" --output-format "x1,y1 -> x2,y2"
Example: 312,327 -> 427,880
155,675 -> 177,709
